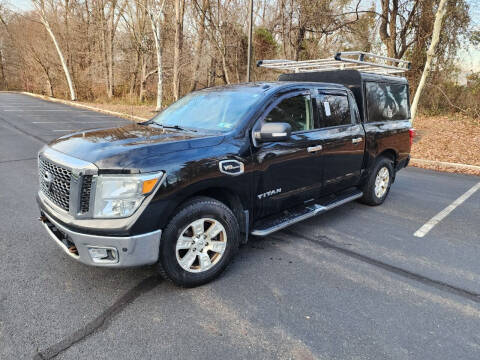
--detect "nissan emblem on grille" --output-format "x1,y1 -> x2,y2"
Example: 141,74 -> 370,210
43,171 -> 54,192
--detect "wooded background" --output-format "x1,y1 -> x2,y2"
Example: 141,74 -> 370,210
0,0 -> 478,117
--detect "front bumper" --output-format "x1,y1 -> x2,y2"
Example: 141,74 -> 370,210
40,211 -> 161,267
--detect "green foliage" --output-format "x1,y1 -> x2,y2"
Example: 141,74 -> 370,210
254,28 -> 276,47
253,27 -> 278,60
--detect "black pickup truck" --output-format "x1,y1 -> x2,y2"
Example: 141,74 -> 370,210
37,69 -> 413,287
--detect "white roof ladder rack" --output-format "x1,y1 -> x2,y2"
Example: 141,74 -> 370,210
257,51 -> 411,75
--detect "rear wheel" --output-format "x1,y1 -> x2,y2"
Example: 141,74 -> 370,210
359,157 -> 394,206
157,197 -> 240,287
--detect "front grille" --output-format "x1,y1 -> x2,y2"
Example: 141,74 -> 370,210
39,157 -> 72,211
80,175 -> 93,213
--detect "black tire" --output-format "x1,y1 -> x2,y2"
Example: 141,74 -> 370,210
157,196 -> 240,287
359,156 -> 394,206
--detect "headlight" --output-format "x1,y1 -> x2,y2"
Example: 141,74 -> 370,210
93,172 -> 163,218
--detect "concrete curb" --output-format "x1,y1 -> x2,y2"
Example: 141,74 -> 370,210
12,92 -> 480,174
19,91 -> 148,122
410,158 -> 480,172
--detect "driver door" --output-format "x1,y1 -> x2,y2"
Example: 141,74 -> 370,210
251,91 -> 324,218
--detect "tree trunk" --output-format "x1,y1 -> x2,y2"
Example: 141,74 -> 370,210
235,47 -> 240,83
220,50 -> 231,84
208,57 -> 216,87
139,56 -> 147,103
108,0 -> 124,98
294,26 -> 306,61
189,0 -> 207,92
108,10 -> 115,98
63,0 -> 72,82
380,0 -> 396,58
173,0 -> 185,100
129,52 -> 140,97
99,7 -> 111,98
0,48 -> 7,90
409,0 -> 434,90
42,17 -> 76,100
149,1 -> 165,111
410,0 -> 448,122
388,0 -> 398,58
34,51 -> 55,97
45,72 -> 54,97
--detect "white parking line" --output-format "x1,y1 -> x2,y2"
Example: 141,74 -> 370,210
52,130 -> 79,132
414,181 -> 480,238
32,121 -> 117,124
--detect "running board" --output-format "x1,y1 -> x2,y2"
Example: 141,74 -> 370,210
251,191 -> 363,237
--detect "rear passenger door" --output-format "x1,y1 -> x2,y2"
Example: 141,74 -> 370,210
315,90 -> 365,195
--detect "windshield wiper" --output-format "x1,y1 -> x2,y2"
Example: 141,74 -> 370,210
150,123 -> 197,132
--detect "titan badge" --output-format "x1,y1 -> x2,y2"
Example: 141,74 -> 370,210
257,188 -> 282,200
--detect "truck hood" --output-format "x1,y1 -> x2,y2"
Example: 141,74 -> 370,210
48,123 -> 224,170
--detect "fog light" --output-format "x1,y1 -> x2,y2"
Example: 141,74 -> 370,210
87,246 -> 119,264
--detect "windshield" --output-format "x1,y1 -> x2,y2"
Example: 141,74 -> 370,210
152,90 -> 263,132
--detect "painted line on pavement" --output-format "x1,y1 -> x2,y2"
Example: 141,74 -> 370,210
414,181 -> 480,238
32,121 -> 118,124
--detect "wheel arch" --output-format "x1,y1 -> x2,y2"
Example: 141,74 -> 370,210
161,185 -> 250,240
360,148 -> 398,187
378,148 -> 397,166
192,187 -> 246,227
375,149 -> 398,182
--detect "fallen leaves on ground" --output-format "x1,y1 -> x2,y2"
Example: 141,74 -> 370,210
78,101 -> 157,120
411,114 -> 480,176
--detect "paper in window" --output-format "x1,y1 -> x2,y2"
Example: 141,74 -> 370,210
324,102 -> 331,116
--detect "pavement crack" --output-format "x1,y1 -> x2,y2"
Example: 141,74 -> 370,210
0,114 -> 47,144
283,229 -> 480,304
33,275 -> 162,360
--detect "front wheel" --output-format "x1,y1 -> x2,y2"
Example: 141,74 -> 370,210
359,157 -> 394,206
157,197 -> 240,287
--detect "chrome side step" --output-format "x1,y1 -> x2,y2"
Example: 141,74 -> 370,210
251,191 -> 363,237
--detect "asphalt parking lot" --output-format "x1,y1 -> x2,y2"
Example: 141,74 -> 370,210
1,92 -> 480,360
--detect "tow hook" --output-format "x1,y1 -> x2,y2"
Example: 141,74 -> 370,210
68,246 -> 79,255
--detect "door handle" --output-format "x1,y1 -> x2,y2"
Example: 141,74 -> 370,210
307,145 -> 323,153
352,137 -> 363,144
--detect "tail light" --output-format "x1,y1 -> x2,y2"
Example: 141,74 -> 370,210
409,128 -> 415,146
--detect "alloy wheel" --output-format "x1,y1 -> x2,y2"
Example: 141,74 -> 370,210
175,218 -> 227,273
374,166 -> 390,198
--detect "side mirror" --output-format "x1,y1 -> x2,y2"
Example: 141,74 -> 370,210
254,122 -> 292,142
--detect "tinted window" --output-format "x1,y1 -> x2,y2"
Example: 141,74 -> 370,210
153,90 -> 263,132
265,95 -> 313,132
366,82 -> 409,122
317,94 -> 351,127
